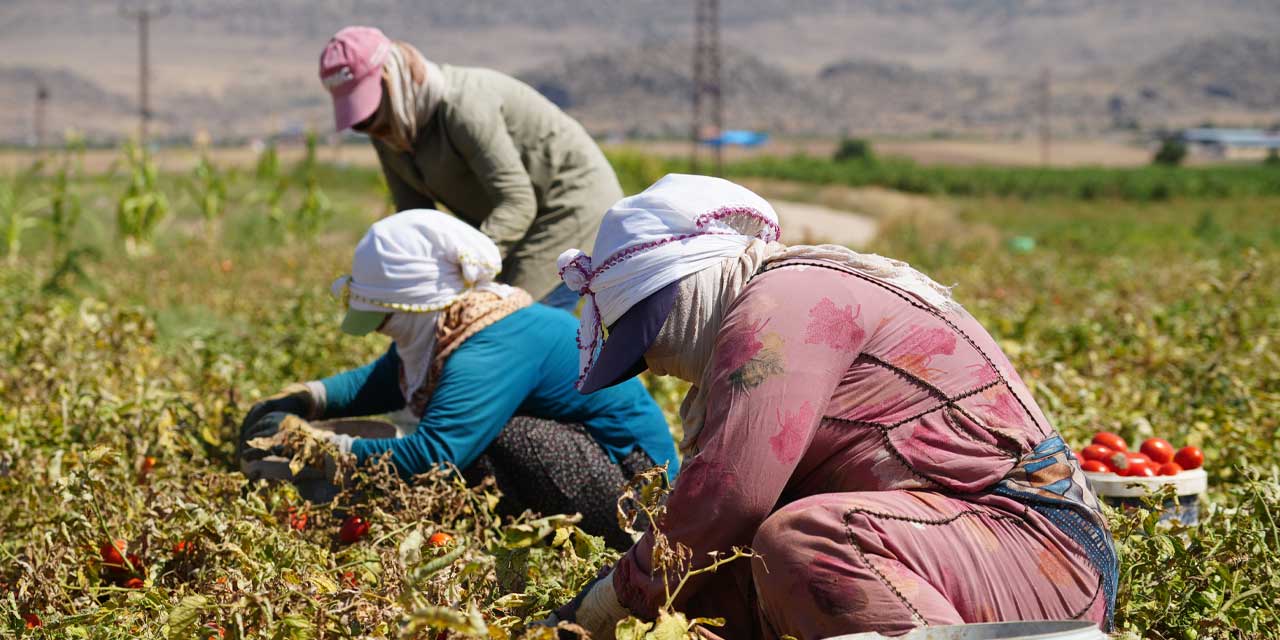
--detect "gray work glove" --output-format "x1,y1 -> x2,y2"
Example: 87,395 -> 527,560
539,569 -> 627,640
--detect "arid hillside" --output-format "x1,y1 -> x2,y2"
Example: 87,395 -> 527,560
1,1 -> 1278,142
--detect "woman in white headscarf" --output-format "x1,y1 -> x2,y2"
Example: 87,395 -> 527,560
237,209 -> 678,548
546,175 -> 1115,638
317,25 -> 622,311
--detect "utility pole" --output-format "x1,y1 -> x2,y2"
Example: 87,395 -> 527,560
120,1 -> 170,145
1039,67 -> 1052,167
34,82 -> 49,148
692,0 -> 723,176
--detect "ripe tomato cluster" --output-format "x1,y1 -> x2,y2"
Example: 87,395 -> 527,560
99,539 -> 146,589
1078,432 -> 1204,477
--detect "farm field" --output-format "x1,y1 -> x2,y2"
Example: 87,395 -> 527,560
1,145 -> 1278,639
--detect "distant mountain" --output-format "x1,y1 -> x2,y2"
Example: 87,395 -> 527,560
519,43 -> 841,137
1,1 -> 1279,142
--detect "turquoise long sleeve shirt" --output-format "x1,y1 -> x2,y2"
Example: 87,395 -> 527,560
318,304 -> 679,482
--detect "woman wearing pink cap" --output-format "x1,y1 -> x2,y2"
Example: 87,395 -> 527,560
319,26 -> 622,311
544,174 -> 1116,638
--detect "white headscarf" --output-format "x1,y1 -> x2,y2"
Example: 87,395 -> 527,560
559,174 -> 960,451
557,174 -> 782,388
332,209 -> 516,403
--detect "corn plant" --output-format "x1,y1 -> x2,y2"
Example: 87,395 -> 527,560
255,141 -> 280,182
185,154 -> 227,237
289,132 -> 332,241
45,143 -> 84,263
0,184 -> 44,266
116,141 -> 170,256
0,160 -> 46,266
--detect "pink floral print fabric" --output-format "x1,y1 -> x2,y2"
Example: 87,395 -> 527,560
611,259 -> 1110,639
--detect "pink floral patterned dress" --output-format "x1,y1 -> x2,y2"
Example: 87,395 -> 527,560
611,259 -> 1116,639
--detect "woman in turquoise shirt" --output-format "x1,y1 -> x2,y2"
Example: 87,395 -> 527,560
238,209 -> 678,548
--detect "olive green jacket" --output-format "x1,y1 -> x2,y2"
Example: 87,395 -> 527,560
373,65 -> 622,300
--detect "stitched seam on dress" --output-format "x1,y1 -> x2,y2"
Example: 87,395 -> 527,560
860,354 -> 1024,454
843,505 -> 1020,527
1070,574 -> 1106,621
940,405 -> 1002,449
859,353 -> 952,400
823,414 -> 1002,491
870,422 -> 946,489
859,353 -> 998,406
842,513 -> 929,626
823,376 -> 997,432
949,404 -> 1026,456
761,260 -> 1049,436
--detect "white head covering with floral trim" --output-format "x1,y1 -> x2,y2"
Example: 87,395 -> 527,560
333,209 -> 516,399
556,174 -> 780,389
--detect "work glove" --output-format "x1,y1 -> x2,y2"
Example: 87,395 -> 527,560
239,412 -> 356,504
540,569 -> 628,640
237,383 -> 323,460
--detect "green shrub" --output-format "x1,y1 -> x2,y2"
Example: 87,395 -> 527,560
1153,138 -> 1188,166
832,137 -> 875,163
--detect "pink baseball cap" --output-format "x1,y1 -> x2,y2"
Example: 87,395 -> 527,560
319,26 -> 392,131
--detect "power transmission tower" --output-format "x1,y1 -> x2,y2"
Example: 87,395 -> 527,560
34,82 -> 49,148
692,0 -> 723,176
120,1 -> 170,145
1039,67 -> 1052,167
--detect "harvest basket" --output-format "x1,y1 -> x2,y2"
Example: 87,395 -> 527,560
1083,468 -> 1208,525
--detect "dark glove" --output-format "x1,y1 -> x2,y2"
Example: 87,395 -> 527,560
239,412 -> 293,462
237,384 -> 317,460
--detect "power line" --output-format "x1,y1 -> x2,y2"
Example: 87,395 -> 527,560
1040,67 -> 1052,167
692,0 -> 723,176
34,82 -> 50,149
119,1 -> 170,145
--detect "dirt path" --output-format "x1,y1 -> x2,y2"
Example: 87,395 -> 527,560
771,199 -> 879,248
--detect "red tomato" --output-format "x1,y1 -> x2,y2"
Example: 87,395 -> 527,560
1080,444 -> 1114,462
1139,439 -> 1175,464
1157,462 -> 1184,476
1113,452 -> 1151,476
339,516 -> 370,544
341,570 -> 359,589
122,577 -> 145,589
22,613 -> 42,629
1080,460 -> 1110,473
288,508 -> 308,532
1092,432 -> 1128,452
1128,465 -> 1157,478
100,539 -> 127,567
141,456 -> 157,473
174,540 -> 193,555
428,532 -> 454,548
1174,446 -> 1204,470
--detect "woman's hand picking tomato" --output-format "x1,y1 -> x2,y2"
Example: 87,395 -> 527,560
1174,446 -> 1204,470
1092,432 -> 1128,452
1139,438 -> 1175,464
